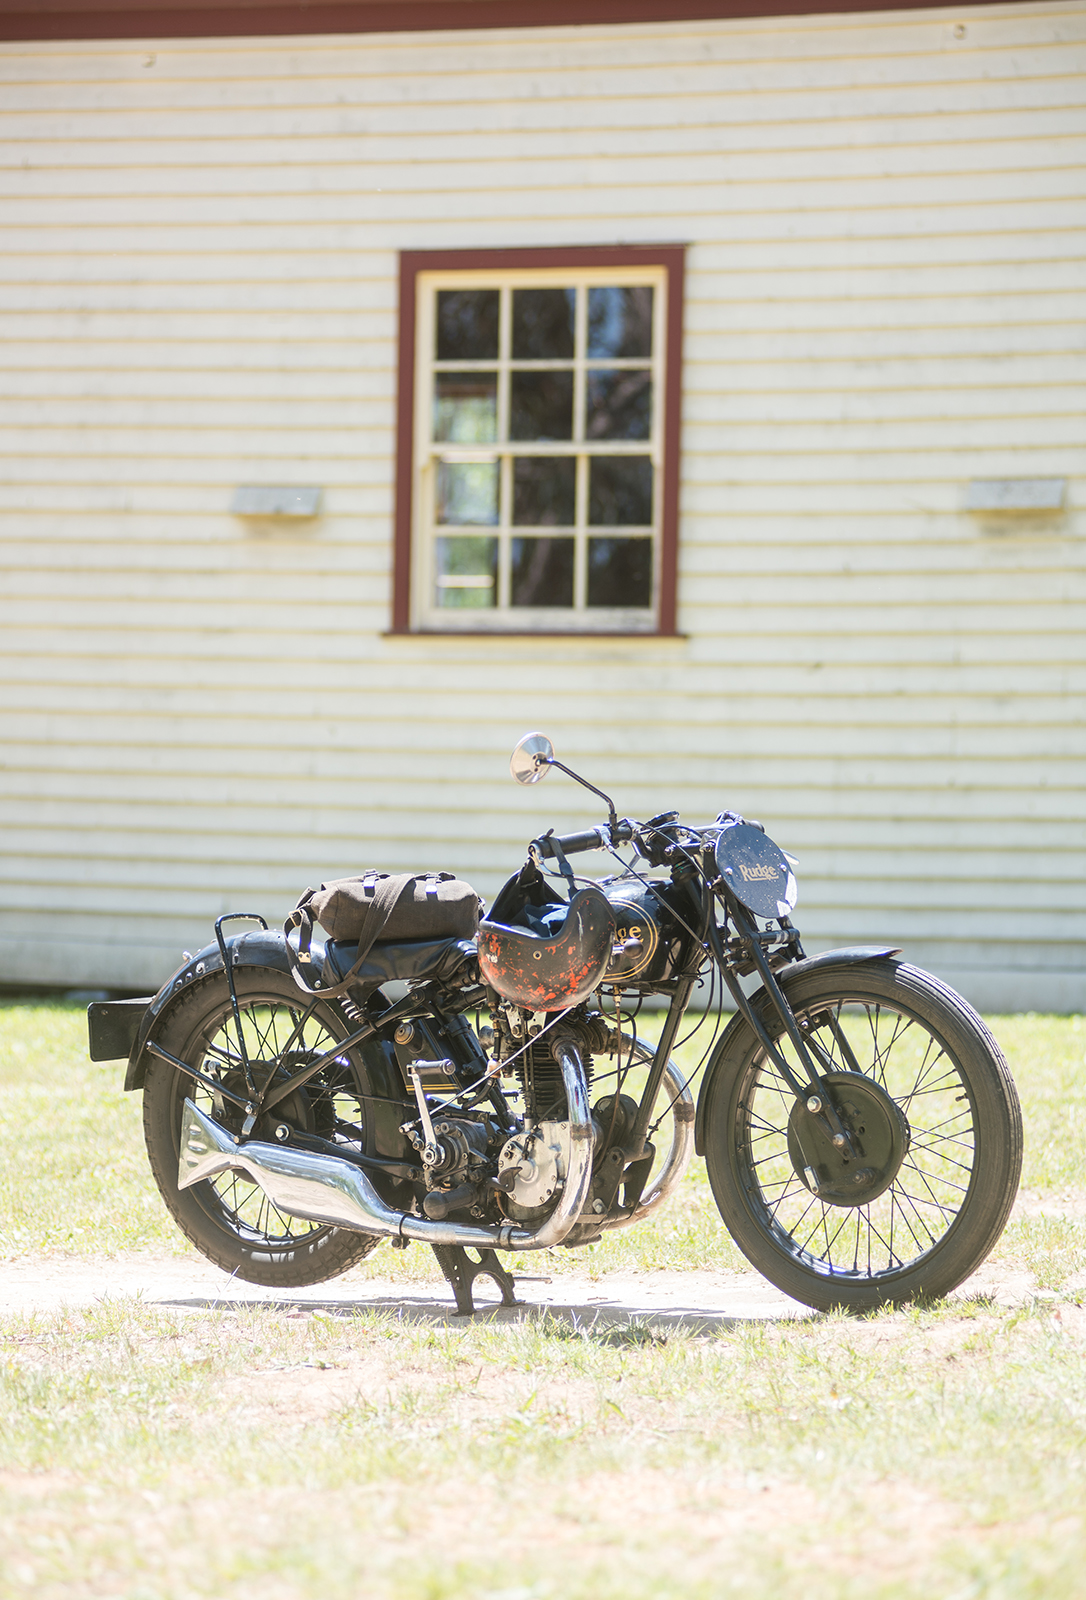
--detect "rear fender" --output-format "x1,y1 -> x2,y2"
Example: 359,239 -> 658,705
122,929 -> 325,1092
693,946 -> 902,1155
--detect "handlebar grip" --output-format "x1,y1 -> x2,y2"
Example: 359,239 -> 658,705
533,828 -> 605,858
531,820 -> 634,858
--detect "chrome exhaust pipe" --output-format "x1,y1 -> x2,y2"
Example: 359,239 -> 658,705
177,1039 -> 594,1254
524,1039 -> 594,1249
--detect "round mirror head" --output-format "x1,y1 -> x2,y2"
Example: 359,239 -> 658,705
510,732 -> 554,785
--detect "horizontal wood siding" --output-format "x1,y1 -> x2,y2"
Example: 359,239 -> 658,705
0,0 -> 1083,1008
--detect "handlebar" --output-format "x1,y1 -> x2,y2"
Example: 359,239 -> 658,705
530,820 -> 635,860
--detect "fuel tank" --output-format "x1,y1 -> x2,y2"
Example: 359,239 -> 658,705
600,875 -> 691,988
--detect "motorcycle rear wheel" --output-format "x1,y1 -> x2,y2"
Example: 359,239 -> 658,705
702,960 -> 1022,1312
143,969 -> 384,1288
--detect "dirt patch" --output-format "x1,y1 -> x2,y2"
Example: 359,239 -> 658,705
0,1241 -> 1052,1335
1012,1190 -> 1086,1220
0,1250 -> 811,1330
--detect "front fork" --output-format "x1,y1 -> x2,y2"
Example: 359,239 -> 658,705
708,895 -> 862,1164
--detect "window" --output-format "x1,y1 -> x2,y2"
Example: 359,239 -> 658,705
394,247 -> 684,634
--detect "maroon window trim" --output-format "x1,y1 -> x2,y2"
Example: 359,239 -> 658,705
393,243 -> 685,638
1,0 -> 1023,44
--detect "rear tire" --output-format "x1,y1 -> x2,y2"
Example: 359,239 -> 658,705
143,969 -> 383,1288
703,960 -> 1022,1312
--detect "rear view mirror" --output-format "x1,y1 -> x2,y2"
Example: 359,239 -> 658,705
510,732 -> 554,785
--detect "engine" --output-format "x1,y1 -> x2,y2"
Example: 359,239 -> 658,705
516,1033 -> 590,1121
483,1004 -> 637,1231
413,1114 -> 493,1221
392,999 -> 626,1232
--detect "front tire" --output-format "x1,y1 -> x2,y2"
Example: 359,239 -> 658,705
703,960 -> 1022,1312
143,969 -> 384,1288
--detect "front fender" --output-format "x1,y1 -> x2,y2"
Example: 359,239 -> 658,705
693,945 -> 902,1154
122,928 -> 325,1091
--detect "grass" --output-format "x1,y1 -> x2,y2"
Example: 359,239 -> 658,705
3,1293 -> 1086,1598
1,1002 -> 1085,1597
0,1002 -> 162,1256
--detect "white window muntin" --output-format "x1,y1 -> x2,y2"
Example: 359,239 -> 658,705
412,266 -> 667,633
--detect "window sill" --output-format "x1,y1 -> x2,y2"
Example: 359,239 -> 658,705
383,629 -> 687,640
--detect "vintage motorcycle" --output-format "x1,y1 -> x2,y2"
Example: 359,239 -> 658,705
88,733 -> 1022,1314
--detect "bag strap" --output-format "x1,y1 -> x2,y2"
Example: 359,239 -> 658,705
288,886 -> 319,965
542,829 -> 576,898
284,873 -> 421,1001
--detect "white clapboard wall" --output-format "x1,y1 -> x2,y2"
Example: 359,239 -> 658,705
0,1 -> 1083,1008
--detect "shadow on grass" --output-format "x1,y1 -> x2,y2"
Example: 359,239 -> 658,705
154,1287 -> 814,1336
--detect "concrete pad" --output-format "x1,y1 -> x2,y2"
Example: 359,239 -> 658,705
0,1251 -> 814,1332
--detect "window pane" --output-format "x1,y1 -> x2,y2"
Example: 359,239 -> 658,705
436,460 -> 499,525
435,535 -> 497,608
434,373 -> 497,443
436,290 -> 499,361
586,370 -> 652,441
513,456 -> 576,525
589,456 -> 653,525
587,537 -> 652,608
512,288 -> 575,359
511,537 -> 575,608
510,371 -> 574,441
588,286 -> 653,359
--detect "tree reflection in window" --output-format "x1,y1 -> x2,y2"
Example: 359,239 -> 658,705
588,286 -> 653,358
437,290 -> 499,360
589,457 -> 653,526
514,457 -> 576,526
435,535 -> 497,609
511,538 -> 575,606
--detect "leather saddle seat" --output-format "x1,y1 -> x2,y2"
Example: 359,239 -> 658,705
322,936 -> 478,993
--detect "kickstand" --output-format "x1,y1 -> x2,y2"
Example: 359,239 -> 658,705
430,1244 -> 519,1316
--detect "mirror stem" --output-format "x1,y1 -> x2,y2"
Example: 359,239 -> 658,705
541,758 -> 619,838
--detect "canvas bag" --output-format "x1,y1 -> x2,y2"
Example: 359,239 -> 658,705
284,871 -> 480,999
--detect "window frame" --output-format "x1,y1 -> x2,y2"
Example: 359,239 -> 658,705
393,245 -> 685,636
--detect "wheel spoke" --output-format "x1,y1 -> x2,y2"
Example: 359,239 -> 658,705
793,1200 -> 833,1254
859,1210 -> 904,1270
901,1046 -> 955,1105
889,1183 -> 941,1248
899,1155 -> 970,1200
814,1208 -> 853,1267
748,1111 -> 789,1140
891,1188 -> 961,1223
202,1039 -> 244,1068
756,1172 -> 797,1193
751,1151 -> 793,1174
767,1180 -> 810,1219
888,1187 -> 932,1257
867,1005 -> 911,1087
752,1075 -> 794,1111
819,1009 -> 864,1075
912,1109 -> 973,1140
907,1140 -> 974,1174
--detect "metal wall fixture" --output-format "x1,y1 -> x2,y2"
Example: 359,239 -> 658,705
230,487 -> 323,518
965,478 -> 1066,516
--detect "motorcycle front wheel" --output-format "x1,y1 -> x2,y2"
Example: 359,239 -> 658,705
142,969 -> 384,1288
702,959 -> 1022,1312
